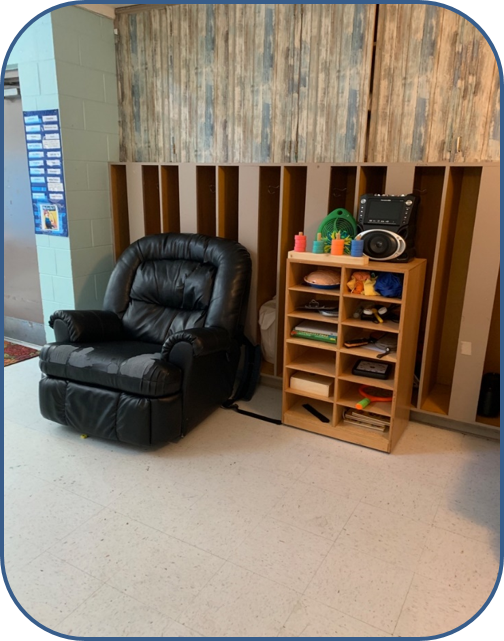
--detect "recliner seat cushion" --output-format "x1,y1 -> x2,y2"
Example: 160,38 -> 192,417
40,341 -> 181,398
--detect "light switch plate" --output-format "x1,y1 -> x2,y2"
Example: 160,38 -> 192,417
461,341 -> 472,356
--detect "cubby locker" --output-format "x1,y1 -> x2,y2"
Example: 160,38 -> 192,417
110,164 -> 130,261
328,166 -> 358,214
142,165 -> 162,236
256,167 -> 281,376
476,272 -> 500,428
411,166 -> 446,406
217,166 -> 239,241
160,165 -> 181,233
196,166 -> 217,237
338,351 -> 395,391
418,167 -> 482,415
357,166 -> 387,203
276,166 -> 308,373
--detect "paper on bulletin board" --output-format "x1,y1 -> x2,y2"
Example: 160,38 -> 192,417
22,109 -> 68,237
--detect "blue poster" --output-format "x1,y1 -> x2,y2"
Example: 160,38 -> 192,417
22,109 -> 68,237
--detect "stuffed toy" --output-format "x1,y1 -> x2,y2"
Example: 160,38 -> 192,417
347,271 -> 370,295
347,271 -> 378,296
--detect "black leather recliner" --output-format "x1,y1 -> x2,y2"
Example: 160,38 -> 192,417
39,233 -> 252,446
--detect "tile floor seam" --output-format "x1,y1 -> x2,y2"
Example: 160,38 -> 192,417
391,569 -> 417,637
50,579 -> 106,634
299,498 -> 363,599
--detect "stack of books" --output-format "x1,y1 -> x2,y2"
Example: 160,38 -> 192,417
343,408 -> 390,432
291,321 -> 337,344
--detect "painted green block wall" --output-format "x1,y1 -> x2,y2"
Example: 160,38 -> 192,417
7,6 -> 120,339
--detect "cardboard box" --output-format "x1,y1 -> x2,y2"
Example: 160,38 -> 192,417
290,371 -> 334,397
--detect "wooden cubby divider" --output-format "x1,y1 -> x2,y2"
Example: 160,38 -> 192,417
109,161 -> 499,434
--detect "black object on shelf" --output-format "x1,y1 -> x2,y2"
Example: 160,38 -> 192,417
477,373 -> 500,418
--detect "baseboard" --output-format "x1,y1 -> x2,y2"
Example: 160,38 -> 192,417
411,409 -> 500,441
4,316 -> 46,346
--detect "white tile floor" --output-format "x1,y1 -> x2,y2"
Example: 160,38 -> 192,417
3,355 -> 500,637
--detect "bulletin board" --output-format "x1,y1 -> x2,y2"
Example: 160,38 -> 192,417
23,109 -> 68,237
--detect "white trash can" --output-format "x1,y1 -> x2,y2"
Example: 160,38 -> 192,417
258,298 -> 277,364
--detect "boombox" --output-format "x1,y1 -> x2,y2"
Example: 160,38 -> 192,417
356,193 -> 419,262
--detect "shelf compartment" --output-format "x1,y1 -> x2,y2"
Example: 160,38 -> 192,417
340,346 -> 397,363
337,395 -> 392,418
277,166 -> 308,372
142,165 -> 161,236
286,351 -> 336,377
283,398 -> 336,432
287,338 -> 338,352
217,166 -> 239,241
196,166 -> 217,237
343,292 -> 402,305
290,285 -> 341,297
332,420 -> 390,452
418,166 -> 482,414
110,164 -> 130,261
421,382 -> 451,415
341,318 -> 399,334
288,310 -> 339,325
338,351 -> 395,390
337,380 -> 393,417
161,165 -> 181,233
358,166 -> 387,197
285,387 -> 334,403
338,372 -> 395,391
328,166 -> 358,213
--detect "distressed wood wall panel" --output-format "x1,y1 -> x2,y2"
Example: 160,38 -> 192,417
116,4 -> 374,163
369,4 -> 500,162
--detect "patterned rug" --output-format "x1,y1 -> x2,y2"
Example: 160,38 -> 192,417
4,341 -> 40,367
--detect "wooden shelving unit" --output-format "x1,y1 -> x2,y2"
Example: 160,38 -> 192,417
282,253 -> 426,452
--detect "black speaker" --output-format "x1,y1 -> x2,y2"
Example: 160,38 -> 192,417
356,194 -> 419,262
478,373 -> 500,418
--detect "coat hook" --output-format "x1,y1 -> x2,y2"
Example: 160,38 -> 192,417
267,185 -> 280,194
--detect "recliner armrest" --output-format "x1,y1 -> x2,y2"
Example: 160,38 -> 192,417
161,327 -> 231,360
49,310 -> 124,343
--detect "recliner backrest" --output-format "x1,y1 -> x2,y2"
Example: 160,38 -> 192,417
103,233 -> 251,344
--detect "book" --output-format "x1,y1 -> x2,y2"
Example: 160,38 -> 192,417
343,408 -> 390,432
291,330 -> 337,344
292,321 -> 338,337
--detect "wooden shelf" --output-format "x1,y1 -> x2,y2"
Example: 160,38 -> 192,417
283,254 -> 426,452
285,387 -> 334,403
286,352 -> 336,377
288,310 -> 339,325
338,372 -> 395,391
421,383 -> 451,415
286,338 -> 338,352
332,420 -> 390,452
341,318 -> 400,333
340,346 -> 397,363
289,285 -> 341,297
337,391 -> 392,417
475,415 -> 500,428
343,293 -> 402,305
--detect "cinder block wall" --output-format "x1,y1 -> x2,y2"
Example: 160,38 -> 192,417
7,6 -> 119,341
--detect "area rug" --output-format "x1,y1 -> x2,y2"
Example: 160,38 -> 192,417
4,341 -> 40,367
